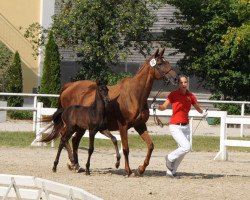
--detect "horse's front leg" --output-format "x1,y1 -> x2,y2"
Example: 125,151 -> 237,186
119,124 -> 133,176
85,130 -> 96,175
134,123 -> 154,175
101,129 -> 121,169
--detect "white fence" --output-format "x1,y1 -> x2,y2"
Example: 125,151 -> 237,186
150,108 -> 250,160
214,115 -> 250,160
0,92 -> 59,131
0,92 -> 250,161
0,174 -> 102,200
149,97 -> 250,137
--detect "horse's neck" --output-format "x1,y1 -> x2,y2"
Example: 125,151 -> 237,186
93,89 -> 105,117
132,64 -> 154,103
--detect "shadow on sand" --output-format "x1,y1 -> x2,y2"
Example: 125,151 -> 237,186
91,168 -> 250,179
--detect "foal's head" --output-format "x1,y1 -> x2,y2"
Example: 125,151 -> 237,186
148,48 -> 178,85
96,79 -> 110,107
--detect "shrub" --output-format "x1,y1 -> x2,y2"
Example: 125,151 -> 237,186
8,111 -> 33,120
39,31 -> 61,107
5,51 -> 23,107
0,42 -> 13,92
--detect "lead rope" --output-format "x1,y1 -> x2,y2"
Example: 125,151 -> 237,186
192,109 -> 208,135
151,89 -> 164,128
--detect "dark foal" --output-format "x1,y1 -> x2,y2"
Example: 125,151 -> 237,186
45,80 -> 109,174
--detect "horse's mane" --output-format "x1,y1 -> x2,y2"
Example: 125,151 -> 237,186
108,82 -> 121,99
81,83 -> 97,95
59,82 -> 73,95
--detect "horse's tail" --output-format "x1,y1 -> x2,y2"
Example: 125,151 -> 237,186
40,108 -> 64,143
40,82 -> 73,143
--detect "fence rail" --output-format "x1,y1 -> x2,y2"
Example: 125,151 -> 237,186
0,92 -> 249,134
0,174 -> 102,200
0,92 -> 249,160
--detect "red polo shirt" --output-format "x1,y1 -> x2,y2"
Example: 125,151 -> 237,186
167,89 -> 197,124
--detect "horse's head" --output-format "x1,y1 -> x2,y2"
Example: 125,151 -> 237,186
96,79 -> 110,106
148,48 -> 178,85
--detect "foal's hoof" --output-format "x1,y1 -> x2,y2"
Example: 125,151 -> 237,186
115,161 -> 120,169
137,165 -> 145,175
85,171 -> 91,175
67,163 -> 85,173
75,167 -> 85,173
67,162 -> 74,171
52,168 -> 57,173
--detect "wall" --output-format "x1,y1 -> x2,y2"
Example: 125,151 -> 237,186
0,0 -> 55,93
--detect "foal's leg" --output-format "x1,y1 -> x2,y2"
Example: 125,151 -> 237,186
53,139 -> 65,172
134,123 -> 154,175
85,130 -> 97,175
101,129 -> 121,168
53,127 -> 74,172
69,129 -> 85,172
52,125 -> 68,172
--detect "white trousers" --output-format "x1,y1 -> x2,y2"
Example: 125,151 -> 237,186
168,124 -> 191,173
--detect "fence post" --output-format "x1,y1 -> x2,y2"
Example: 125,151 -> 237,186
31,102 -> 43,146
240,103 -> 245,137
32,95 -> 38,131
214,111 -> 227,161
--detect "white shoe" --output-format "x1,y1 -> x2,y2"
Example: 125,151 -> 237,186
166,169 -> 176,178
165,155 -> 174,171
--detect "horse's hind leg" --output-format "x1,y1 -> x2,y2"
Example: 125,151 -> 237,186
64,140 -> 77,170
53,138 -> 65,172
52,123 -> 68,172
70,130 -> 85,172
86,130 -> 96,175
134,123 -> 154,175
101,129 -> 121,168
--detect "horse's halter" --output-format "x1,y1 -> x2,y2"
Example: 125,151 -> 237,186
152,57 -> 176,85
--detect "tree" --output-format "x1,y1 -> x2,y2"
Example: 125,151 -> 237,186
162,0 -> 250,101
39,31 -> 61,107
0,42 -> 13,92
51,0 -> 161,80
5,51 -> 23,106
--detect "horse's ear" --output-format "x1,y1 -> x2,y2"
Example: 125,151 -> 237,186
104,79 -> 108,85
153,48 -> 159,58
159,48 -> 165,57
96,79 -> 100,85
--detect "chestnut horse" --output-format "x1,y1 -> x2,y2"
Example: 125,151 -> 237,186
44,48 -> 177,176
41,80 -> 110,174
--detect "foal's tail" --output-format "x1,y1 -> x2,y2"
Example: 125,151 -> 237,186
40,108 -> 64,143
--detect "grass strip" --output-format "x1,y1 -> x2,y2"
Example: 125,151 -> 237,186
0,132 -> 249,152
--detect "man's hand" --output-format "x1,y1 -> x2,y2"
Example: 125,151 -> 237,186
151,103 -> 159,110
202,109 -> 208,117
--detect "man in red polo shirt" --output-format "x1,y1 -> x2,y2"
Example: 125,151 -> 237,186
152,75 -> 207,177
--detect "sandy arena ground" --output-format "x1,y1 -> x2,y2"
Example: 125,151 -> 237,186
0,147 -> 250,200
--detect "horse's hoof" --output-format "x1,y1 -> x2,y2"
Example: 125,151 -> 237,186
67,162 -> 74,171
125,172 -> 136,178
85,171 -> 90,175
138,165 -> 145,175
75,167 -> 85,173
52,168 -> 57,173
115,161 -> 120,169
